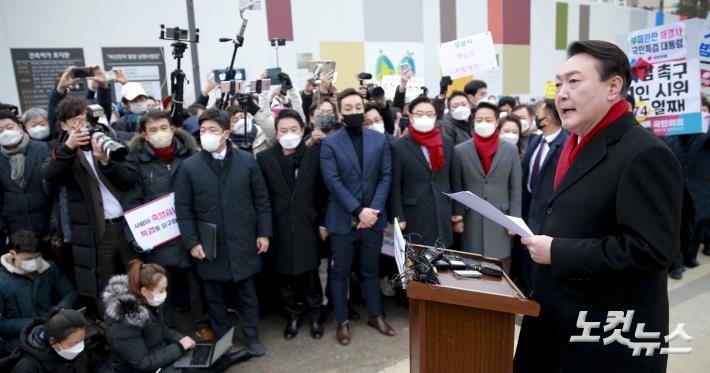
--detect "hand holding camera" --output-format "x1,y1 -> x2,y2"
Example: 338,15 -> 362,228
87,65 -> 109,90
57,66 -> 80,94
65,128 -> 91,151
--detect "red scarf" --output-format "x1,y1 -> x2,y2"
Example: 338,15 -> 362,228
473,130 -> 499,175
151,143 -> 176,163
408,125 -> 445,172
553,100 -> 629,189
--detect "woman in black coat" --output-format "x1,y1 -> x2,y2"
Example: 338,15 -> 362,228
13,309 -> 104,373
103,260 -> 196,373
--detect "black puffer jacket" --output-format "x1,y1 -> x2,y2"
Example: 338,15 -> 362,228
13,319 -> 101,373
122,129 -> 198,268
102,275 -> 185,373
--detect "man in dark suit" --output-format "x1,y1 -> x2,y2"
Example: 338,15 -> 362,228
515,100 -> 568,293
256,109 -> 325,340
320,88 -> 394,345
514,41 -> 683,373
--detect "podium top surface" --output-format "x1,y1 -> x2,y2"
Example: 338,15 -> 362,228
406,247 -> 540,317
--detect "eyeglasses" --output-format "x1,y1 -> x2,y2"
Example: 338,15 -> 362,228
411,111 -> 436,119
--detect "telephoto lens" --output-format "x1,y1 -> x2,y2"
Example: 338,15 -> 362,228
91,132 -> 128,161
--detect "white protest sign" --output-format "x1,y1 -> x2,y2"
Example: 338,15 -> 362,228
629,21 -> 687,64
381,75 -> 400,101
123,193 -> 181,250
380,75 -> 424,102
438,32 -> 498,79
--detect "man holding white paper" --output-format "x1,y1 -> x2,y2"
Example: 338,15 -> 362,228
514,41 -> 683,373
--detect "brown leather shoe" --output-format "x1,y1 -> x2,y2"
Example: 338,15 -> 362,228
195,328 -> 216,341
368,316 -> 396,336
336,321 -> 351,345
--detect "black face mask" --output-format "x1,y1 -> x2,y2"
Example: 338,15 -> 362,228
342,113 -> 363,129
535,116 -> 547,130
317,114 -> 337,132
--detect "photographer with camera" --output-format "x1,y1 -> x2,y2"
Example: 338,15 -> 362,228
301,71 -> 336,125
111,82 -> 150,141
41,97 -> 138,303
259,70 -> 306,123
227,104 -> 272,156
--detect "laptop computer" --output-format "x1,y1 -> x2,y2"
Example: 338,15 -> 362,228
174,327 -> 234,368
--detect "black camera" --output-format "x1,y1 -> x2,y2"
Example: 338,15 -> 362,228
82,104 -> 128,161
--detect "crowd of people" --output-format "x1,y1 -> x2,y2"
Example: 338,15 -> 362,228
0,38 -> 707,372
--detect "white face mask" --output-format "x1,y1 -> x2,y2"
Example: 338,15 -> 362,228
520,120 -> 530,133
232,117 -> 253,134
451,106 -> 471,121
27,125 -> 50,140
200,132 -> 224,152
147,130 -> 174,149
412,117 -> 436,133
0,129 -> 23,146
278,132 -> 302,149
147,290 -> 167,307
500,133 -> 520,145
129,102 -> 148,115
55,340 -> 84,361
474,121 -> 496,138
370,121 -> 385,133
19,256 -> 41,272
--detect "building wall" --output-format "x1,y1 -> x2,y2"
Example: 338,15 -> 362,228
0,0 -> 688,107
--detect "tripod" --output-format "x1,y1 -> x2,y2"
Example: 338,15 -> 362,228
159,25 -> 199,127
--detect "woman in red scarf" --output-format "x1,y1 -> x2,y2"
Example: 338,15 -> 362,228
451,101 -> 522,272
390,96 -> 455,248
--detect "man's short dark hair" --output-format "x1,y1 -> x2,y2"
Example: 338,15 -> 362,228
542,99 -> 562,125
473,101 -> 500,119
512,105 -> 534,119
198,108 -> 230,130
226,105 -> 245,118
408,95 -> 434,113
275,108 -> 305,130
498,96 -> 517,109
10,230 -> 39,254
139,110 -> 172,132
567,40 -> 631,98
463,80 -> 487,96
187,103 -> 206,116
447,90 -> 469,109
336,88 -> 364,114
0,103 -> 19,116
55,96 -> 88,123
308,100 -> 337,117
364,102 -> 380,115
0,110 -> 21,125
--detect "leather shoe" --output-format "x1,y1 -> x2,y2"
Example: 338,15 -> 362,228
284,318 -> 300,340
684,258 -> 700,268
336,321 -> 350,345
194,328 -> 216,342
310,320 -> 324,339
368,316 -> 396,336
669,269 -> 683,280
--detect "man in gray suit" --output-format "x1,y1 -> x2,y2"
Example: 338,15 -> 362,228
451,102 -> 522,271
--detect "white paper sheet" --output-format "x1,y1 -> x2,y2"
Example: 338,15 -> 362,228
444,191 -> 533,237
393,218 -> 406,275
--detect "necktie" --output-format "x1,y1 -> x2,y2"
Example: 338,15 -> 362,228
529,138 -> 546,193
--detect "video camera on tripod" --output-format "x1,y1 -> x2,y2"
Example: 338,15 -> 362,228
159,24 -> 199,127
81,104 -> 127,161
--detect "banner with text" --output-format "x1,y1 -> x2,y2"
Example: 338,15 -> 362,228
438,32 -> 498,80
124,193 -> 180,251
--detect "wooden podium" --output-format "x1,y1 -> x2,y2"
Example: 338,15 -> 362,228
407,248 -> 540,373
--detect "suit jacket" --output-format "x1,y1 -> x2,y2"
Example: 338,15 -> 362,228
521,129 -> 569,234
451,139 -> 522,259
514,113 -> 684,373
390,133 -> 454,247
256,143 -> 325,275
320,128 -> 392,235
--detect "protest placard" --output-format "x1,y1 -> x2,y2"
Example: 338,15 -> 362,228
438,32 -> 498,80
123,193 -> 181,251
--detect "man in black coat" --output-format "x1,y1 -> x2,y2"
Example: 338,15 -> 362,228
41,96 -> 138,300
121,110 -> 213,340
0,111 -> 55,243
515,100 -> 568,293
256,109 -> 325,340
174,108 -> 272,360
435,91 -> 473,145
391,96 -> 455,248
515,41 -> 683,373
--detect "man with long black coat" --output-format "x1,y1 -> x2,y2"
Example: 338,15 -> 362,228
390,96 -> 454,248
41,96 -> 138,299
514,41 -> 683,373
174,108 -> 272,361
256,109 -> 325,340
121,110 -> 213,340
